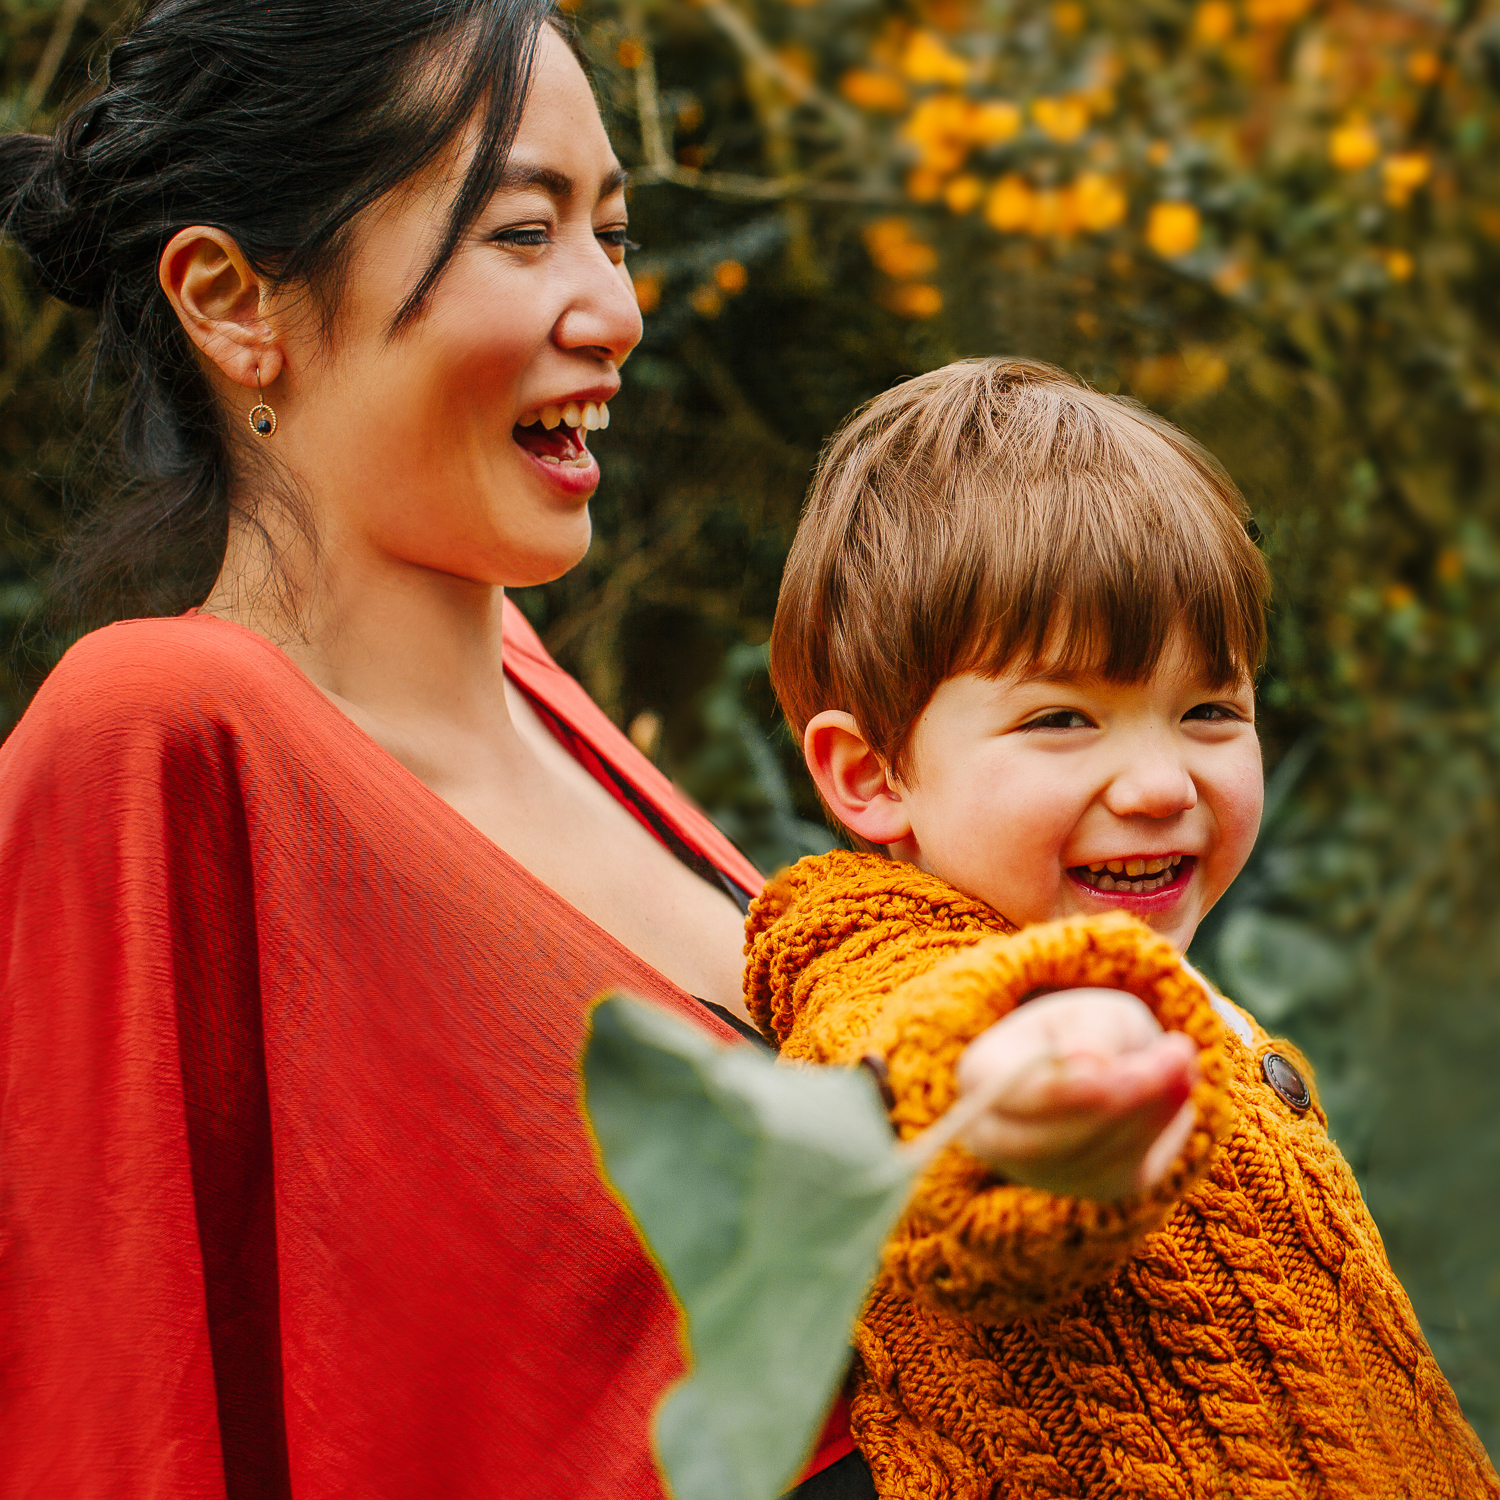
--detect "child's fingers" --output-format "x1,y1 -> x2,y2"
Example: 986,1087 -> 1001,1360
957,990 -> 1163,1089
957,1037 -> 1199,1197
1137,1098 -> 1198,1192
977,1030 -> 1199,1120
961,1077 -> 1188,1188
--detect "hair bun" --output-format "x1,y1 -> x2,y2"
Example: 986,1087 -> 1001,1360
0,131 -> 110,309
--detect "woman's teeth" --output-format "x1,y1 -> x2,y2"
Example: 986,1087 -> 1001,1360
1076,855 -> 1184,894
516,400 -> 610,431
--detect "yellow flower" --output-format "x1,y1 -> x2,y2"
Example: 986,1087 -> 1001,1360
902,92 -> 976,173
900,30 -> 969,86
775,45 -> 816,86
1132,345 -> 1228,404
1384,248 -> 1415,282
1032,95 -> 1090,143
1382,152 -> 1431,208
970,100 -> 1024,145
616,37 -> 646,70
633,273 -> 662,315
1407,50 -> 1442,86
839,69 -> 909,113
863,218 -> 939,279
1146,201 -> 1201,258
690,284 -> 723,318
1192,0 -> 1235,45
1245,0 -> 1311,24
884,282 -> 944,318
1329,117 -> 1380,172
1084,85 -> 1116,117
1180,345 -> 1229,399
1146,139 -> 1171,168
905,167 -> 945,203
944,174 -> 984,214
1382,582 -> 1416,610
984,174 -> 1036,233
1437,548 -> 1463,582
1074,172 -> 1127,232
1052,2 -> 1086,36
714,260 -> 748,295
1029,186 -> 1081,238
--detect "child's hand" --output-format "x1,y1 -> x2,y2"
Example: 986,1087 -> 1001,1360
952,989 -> 1199,1202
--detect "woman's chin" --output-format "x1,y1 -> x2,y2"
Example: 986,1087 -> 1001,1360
497,519 -> 594,590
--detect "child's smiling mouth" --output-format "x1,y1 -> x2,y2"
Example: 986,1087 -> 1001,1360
1070,854 -> 1194,896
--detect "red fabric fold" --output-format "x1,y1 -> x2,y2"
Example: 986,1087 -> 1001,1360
0,609 -> 848,1499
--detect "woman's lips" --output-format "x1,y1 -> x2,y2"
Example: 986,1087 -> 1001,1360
513,421 -> 599,495
1067,855 -> 1198,912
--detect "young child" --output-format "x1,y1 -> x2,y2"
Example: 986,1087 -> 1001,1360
747,359 -> 1498,1499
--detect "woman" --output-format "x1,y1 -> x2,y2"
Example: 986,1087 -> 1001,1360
0,2 -> 863,1495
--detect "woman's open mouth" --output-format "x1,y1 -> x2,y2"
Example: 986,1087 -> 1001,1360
1070,854 -> 1195,896
513,400 -> 609,470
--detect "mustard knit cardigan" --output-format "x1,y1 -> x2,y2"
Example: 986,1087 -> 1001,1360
744,850 -> 1498,1500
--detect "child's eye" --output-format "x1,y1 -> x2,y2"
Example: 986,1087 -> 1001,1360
596,228 -> 639,251
1023,709 -> 1095,730
1183,702 -> 1241,722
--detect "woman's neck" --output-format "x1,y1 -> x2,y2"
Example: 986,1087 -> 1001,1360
201,517 -> 518,745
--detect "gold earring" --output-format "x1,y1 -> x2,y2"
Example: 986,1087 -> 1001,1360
248,367 -> 277,438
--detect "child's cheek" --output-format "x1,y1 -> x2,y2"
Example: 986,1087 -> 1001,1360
1210,749 -> 1265,893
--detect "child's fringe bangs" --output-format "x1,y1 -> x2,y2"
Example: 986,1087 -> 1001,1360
772,357 -> 1271,783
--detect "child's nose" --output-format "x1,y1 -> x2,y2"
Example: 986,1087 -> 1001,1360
1102,747 -> 1198,820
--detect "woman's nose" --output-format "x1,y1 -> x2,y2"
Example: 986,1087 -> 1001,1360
554,247 -> 643,365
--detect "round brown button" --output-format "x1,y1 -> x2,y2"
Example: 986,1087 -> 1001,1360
1261,1052 -> 1311,1112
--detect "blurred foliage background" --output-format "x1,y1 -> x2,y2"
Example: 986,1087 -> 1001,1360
2,0 -> 1497,1457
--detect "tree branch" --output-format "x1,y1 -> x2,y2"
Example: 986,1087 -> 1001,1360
23,0 -> 89,121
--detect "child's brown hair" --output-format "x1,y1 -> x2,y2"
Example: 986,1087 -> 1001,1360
771,357 -> 1270,792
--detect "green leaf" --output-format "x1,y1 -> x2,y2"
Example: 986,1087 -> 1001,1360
582,995 -> 916,1500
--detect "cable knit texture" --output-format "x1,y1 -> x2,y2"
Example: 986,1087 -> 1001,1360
745,850 -> 1500,1500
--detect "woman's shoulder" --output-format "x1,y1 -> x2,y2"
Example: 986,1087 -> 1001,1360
4,613 -> 311,770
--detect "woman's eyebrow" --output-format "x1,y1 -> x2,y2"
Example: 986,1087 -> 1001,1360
495,162 -> 630,202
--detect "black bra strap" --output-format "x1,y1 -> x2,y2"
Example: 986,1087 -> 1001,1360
515,683 -> 755,915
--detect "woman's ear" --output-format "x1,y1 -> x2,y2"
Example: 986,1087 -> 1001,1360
158,226 -> 283,390
804,710 -> 913,848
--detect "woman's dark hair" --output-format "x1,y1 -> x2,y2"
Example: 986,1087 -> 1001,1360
0,0 -> 566,627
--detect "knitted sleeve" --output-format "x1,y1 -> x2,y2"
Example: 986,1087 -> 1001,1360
746,859 -> 1233,1325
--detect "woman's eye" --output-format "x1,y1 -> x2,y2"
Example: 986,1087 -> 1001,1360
1183,702 -> 1240,722
491,227 -> 551,248
1024,709 -> 1094,730
596,228 -> 640,251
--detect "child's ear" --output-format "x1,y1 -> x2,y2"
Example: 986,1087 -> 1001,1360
803,711 -> 912,847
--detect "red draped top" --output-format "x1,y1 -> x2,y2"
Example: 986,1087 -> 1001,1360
0,604 -> 852,1499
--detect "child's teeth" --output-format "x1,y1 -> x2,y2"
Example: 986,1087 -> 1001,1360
598,402 -> 610,428
1079,855 -> 1182,893
562,402 -> 583,428
541,404 -> 562,429
582,402 -> 601,430
518,410 -> 540,427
